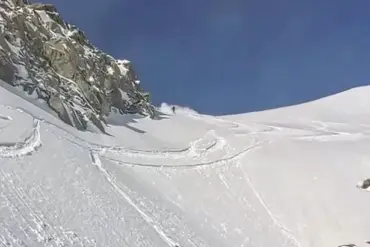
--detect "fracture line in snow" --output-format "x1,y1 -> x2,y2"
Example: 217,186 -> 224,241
0,114 -> 12,121
3,105 -> 186,157
2,104 -> 254,168
43,117 -> 224,161
0,118 -> 41,158
57,126 -> 239,170
3,105 -> 248,166
106,130 -> 224,159
48,120 -> 230,165
89,151 -> 179,247
239,165 -> 302,247
105,140 -> 266,169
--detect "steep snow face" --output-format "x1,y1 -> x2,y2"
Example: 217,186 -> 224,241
2,84 -> 370,247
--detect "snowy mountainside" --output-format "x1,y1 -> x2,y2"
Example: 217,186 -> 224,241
222,86 -> 370,124
0,0 -> 155,133
3,81 -> 370,247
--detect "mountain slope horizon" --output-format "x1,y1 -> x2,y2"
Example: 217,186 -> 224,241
2,1 -> 370,247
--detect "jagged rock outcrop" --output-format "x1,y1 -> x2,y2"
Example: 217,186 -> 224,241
0,0 -> 156,132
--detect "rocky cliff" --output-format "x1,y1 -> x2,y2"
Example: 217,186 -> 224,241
0,0 -> 156,132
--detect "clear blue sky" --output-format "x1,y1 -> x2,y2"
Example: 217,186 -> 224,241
39,0 -> 370,115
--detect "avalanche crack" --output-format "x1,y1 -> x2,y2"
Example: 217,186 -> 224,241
0,118 -> 41,158
104,140 -> 267,169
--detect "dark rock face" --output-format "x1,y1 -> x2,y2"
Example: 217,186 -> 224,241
0,0 -> 156,132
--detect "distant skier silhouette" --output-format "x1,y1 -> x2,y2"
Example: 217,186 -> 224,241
171,106 -> 176,114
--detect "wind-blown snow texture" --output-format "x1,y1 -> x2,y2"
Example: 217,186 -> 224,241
2,82 -> 370,247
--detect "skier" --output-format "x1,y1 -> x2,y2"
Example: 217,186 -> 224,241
171,106 -> 176,114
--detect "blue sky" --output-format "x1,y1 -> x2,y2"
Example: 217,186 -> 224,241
40,0 -> 370,115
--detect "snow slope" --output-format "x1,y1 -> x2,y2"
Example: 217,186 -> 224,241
2,83 -> 370,247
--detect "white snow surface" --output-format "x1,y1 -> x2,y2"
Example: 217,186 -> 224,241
1,83 -> 370,247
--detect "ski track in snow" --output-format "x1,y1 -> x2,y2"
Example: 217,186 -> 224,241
190,110 -> 370,141
230,119 -> 370,140
187,111 -> 352,142
0,170 -> 95,247
255,122 -> 350,139
89,151 -> 180,247
239,164 -> 303,247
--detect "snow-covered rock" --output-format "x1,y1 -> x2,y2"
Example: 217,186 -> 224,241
0,0 -> 155,132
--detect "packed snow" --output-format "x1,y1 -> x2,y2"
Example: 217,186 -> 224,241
1,82 -> 370,247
